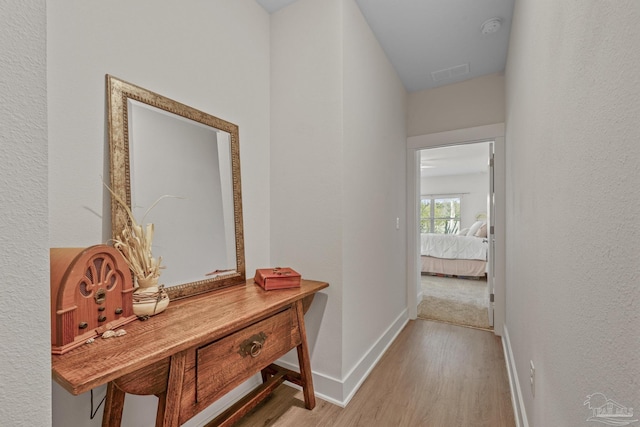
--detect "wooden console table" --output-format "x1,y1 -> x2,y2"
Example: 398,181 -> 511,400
52,279 -> 328,426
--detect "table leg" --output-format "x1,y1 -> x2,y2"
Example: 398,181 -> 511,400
102,382 -> 125,427
155,392 -> 167,427
160,350 -> 187,427
294,300 -> 316,409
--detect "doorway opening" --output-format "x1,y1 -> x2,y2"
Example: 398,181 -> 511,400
416,141 -> 495,330
406,123 -> 505,336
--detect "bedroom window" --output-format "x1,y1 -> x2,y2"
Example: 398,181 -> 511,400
420,196 -> 461,234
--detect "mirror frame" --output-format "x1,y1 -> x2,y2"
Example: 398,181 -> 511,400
106,74 -> 245,300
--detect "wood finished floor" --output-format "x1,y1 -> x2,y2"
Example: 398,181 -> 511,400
235,319 -> 515,427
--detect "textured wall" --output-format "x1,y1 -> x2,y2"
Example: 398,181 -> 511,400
505,0 -> 640,425
0,0 -> 50,425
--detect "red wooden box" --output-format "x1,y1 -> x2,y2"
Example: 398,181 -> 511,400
254,267 -> 301,290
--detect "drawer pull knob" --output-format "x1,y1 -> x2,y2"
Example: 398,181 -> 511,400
238,332 -> 267,358
250,341 -> 263,357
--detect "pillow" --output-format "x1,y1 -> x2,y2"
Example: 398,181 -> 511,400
474,223 -> 488,238
468,221 -> 484,237
457,227 -> 470,236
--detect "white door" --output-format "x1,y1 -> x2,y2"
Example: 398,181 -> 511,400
487,142 -> 495,327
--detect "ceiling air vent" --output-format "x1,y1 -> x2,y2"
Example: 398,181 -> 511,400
431,63 -> 470,82
481,17 -> 502,34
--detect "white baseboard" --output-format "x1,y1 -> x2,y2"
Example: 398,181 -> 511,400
278,308 -> 409,407
502,325 -> 529,427
341,309 -> 408,405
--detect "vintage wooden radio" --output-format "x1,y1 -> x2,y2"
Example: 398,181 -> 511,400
50,245 -> 137,354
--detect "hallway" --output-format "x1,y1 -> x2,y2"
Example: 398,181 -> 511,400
236,319 -> 515,426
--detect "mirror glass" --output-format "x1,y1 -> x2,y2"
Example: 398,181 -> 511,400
107,75 -> 245,300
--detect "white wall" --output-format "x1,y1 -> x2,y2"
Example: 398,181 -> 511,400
270,0 -> 407,403
341,0 -> 407,397
504,0 -> 640,425
0,1 -> 50,425
47,1 -> 271,425
421,172 -> 489,230
270,0 -> 345,387
408,72 -> 505,137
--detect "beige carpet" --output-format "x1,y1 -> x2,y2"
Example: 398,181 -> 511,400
418,275 -> 491,329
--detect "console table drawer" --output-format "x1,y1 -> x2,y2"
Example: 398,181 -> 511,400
195,307 -> 300,405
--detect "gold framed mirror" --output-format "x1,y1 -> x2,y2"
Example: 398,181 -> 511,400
107,75 -> 245,300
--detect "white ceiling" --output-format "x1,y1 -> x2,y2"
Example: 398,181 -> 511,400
420,142 -> 490,178
255,0 -> 514,93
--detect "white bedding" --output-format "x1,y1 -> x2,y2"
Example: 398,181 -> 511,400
420,233 -> 488,261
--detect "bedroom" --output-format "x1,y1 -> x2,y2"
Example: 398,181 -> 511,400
418,141 -> 494,329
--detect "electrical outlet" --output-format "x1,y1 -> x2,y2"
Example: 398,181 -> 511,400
530,360 -> 535,397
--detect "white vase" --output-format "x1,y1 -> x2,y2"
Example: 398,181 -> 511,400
133,276 -> 170,317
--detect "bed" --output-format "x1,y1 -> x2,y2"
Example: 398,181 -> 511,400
420,231 -> 488,278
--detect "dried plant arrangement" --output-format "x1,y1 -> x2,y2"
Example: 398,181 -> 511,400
105,184 -> 176,283
105,184 -> 181,317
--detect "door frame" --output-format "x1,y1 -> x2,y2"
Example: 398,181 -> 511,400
406,123 -> 506,336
